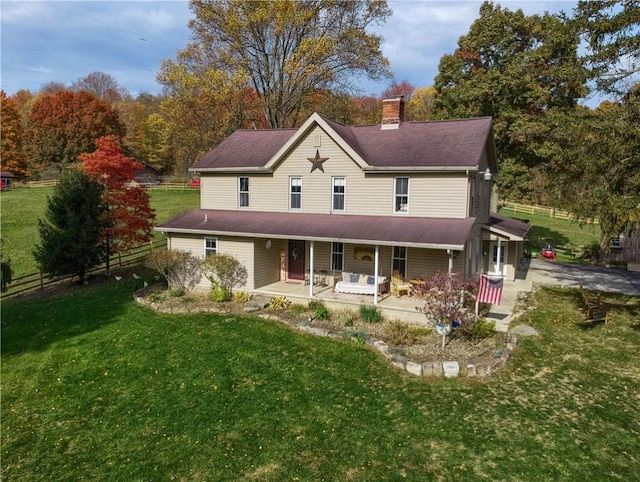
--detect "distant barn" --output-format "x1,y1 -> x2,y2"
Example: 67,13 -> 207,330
133,162 -> 159,184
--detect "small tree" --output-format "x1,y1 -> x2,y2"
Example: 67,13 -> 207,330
200,253 -> 248,301
33,169 -> 107,284
145,249 -> 201,292
415,271 -> 477,332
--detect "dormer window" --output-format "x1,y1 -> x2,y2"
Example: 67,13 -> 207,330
394,177 -> 409,213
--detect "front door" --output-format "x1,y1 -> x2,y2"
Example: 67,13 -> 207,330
490,241 -> 508,277
288,240 -> 305,281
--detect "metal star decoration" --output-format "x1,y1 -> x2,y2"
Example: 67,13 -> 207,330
307,149 -> 328,173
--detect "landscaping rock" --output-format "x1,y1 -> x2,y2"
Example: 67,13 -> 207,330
443,361 -> 460,378
510,324 -> 539,336
405,360 -> 423,376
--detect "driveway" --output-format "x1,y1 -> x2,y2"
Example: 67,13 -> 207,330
526,259 -> 640,296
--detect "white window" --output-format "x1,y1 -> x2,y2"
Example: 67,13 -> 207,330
394,177 -> 409,213
205,237 -> 217,257
290,177 -> 302,210
392,246 -> 407,278
239,177 -> 249,207
332,177 -> 345,211
331,242 -> 344,271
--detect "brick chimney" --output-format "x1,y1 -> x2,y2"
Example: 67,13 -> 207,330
381,95 -> 405,130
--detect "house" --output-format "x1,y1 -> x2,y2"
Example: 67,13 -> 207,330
0,171 -> 15,190
133,162 -> 160,184
157,97 -> 530,310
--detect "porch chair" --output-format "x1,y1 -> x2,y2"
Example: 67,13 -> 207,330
392,270 -> 411,297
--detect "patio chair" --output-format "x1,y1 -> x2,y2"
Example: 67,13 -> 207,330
392,270 -> 411,296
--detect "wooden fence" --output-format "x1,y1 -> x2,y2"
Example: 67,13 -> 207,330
501,201 -> 576,221
16,180 -> 197,191
2,240 -> 166,298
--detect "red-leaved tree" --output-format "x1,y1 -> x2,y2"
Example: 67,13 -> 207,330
81,136 -> 156,258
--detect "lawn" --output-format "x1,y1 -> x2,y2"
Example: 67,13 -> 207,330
2,273 -> 639,480
499,208 -> 601,262
0,188 -> 200,277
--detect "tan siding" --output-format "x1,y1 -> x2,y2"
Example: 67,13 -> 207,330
254,238 -> 286,288
218,237 -> 255,290
200,174 -> 237,210
407,248 -> 450,278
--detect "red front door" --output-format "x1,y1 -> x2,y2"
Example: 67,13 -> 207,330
288,240 -> 305,281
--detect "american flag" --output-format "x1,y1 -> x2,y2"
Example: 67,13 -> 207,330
477,274 -> 504,305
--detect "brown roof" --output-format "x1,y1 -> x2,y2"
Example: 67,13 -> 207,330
157,209 -> 476,250
192,116 -> 494,171
487,213 -> 531,240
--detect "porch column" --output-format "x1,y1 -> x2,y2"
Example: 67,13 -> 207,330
496,238 -> 502,276
374,245 -> 380,305
309,240 -> 315,298
448,249 -> 454,273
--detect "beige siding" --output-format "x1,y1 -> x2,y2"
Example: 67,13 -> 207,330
198,126 -> 471,218
254,238 -> 285,288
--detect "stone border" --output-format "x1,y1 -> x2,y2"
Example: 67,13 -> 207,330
134,289 -> 516,378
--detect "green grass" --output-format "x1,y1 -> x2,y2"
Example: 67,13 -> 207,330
499,208 -> 601,262
0,188 -> 199,277
3,276 -> 639,480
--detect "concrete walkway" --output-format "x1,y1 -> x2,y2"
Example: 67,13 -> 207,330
485,259 -> 640,332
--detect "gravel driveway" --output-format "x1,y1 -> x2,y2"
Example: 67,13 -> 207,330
526,258 -> 640,296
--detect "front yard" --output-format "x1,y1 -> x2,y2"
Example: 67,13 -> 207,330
2,271 -> 639,480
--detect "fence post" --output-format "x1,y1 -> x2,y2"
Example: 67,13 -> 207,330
39,270 -> 44,289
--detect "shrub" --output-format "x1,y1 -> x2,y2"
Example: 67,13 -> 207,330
232,291 -> 253,303
268,296 -> 291,309
200,253 -> 248,297
384,321 -> 431,346
313,303 -> 330,321
209,284 -> 231,302
466,318 -> 495,340
359,304 -> 382,323
146,249 -> 201,292
169,288 -> 185,297
289,303 -> 308,315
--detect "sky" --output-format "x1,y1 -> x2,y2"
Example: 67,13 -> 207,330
2,0 -> 592,102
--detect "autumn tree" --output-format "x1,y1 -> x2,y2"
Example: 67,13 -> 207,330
24,91 -> 124,176
433,1 -> 589,201
545,87 -> 640,256
33,169 -> 107,284
405,86 -> 436,121
81,136 -> 156,258
71,71 -> 128,103
574,0 -> 640,95
166,0 -> 392,129
0,91 -> 28,176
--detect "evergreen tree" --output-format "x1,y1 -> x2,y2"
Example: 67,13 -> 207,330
33,169 -> 107,284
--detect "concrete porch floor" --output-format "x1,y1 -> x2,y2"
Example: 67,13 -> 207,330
253,277 -> 530,328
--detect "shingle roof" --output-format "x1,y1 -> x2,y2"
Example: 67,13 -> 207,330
157,209 -> 476,250
192,116 -> 494,171
487,213 -> 531,241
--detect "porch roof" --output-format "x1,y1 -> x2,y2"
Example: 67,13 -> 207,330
485,213 -> 531,241
156,209 -> 476,250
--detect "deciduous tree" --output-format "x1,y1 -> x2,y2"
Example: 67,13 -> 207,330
81,136 -> 156,255
33,169 -> 107,284
433,1 -> 589,201
574,0 -> 640,95
166,0 -> 392,128
24,91 -> 124,175
0,91 -> 28,176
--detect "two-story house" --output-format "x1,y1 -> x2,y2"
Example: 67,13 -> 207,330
157,97 -> 529,314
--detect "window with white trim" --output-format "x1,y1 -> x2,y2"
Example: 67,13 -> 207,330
290,177 -> 302,210
331,242 -> 344,272
394,177 -> 409,213
205,237 -> 217,257
392,246 -> 407,278
239,177 -> 249,207
332,177 -> 345,211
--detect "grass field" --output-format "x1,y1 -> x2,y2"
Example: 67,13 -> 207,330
0,188 -> 200,277
499,209 -> 601,262
2,274 -> 639,480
